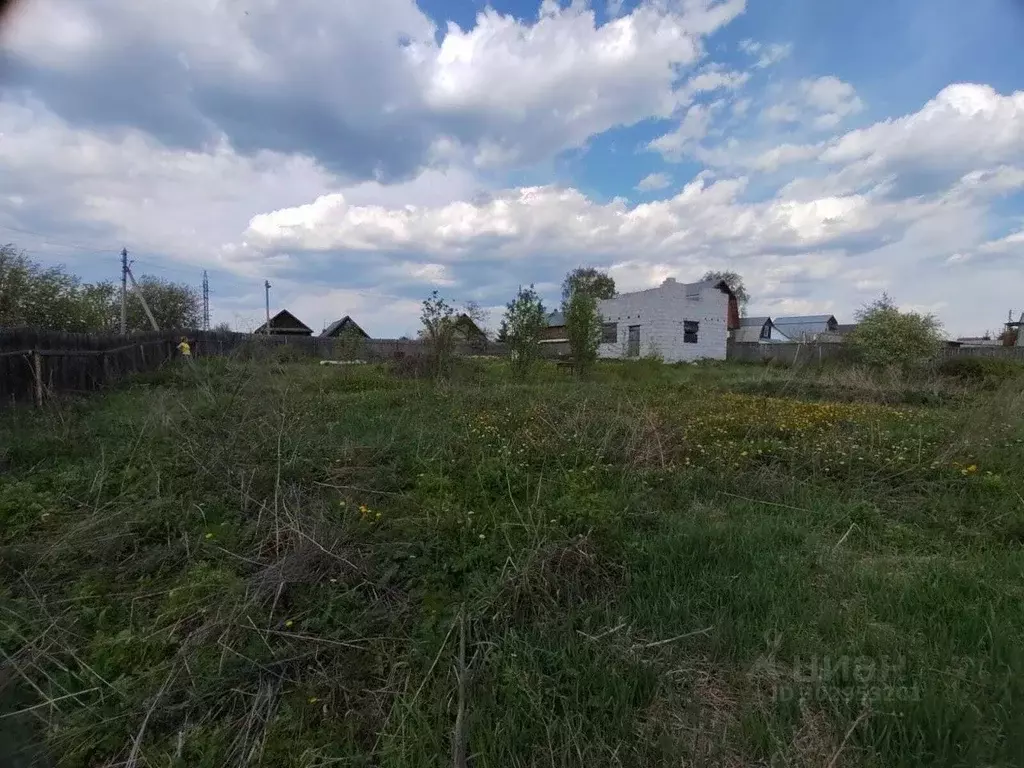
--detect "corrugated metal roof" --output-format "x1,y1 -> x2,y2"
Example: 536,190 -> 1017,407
773,315 -> 837,340
739,316 -> 770,327
774,315 -> 836,324
733,326 -> 766,343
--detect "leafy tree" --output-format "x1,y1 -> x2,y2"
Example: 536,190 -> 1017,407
501,285 -> 547,378
419,290 -> 486,378
564,290 -> 602,376
701,270 -> 749,314
847,293 -> 944,370
0,244 -> 203,332
561,267 -> 616,304
125,275 -> 202,331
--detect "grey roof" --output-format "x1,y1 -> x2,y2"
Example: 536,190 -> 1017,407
733,326 -> 766,343
322,315 -> 369,338
774,315 -> 837,325
835,323 -> 858,335
773,314 -> 837,340
547,311 -> 566,327
739,316 -> 770,327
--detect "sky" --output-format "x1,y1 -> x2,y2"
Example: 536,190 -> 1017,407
0,0 -> 1022,337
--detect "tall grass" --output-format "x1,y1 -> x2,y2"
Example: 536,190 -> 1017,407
1,358 -> 1023,767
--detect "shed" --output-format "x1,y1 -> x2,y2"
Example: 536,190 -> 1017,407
254,310 -> 314,336
322,316 -> 370,339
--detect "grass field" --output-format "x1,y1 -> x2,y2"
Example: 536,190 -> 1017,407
2,357 -> 1023,767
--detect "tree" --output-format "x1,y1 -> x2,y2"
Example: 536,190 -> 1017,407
125,275 -> 202,331
564,289 -> 602,376
846,293 -> 944,370
501,285 -> 547,377
419,290 -> 486,378
0,245 -> 114,331
561,267 -> 616,304
0,245 -> 203,333
702,270 -> 749,314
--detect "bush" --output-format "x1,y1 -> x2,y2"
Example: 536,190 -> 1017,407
847,294 -> 943,370
937,356 -> 1024,387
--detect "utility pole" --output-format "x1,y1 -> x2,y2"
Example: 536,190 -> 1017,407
202,271 -> 211,331
120,248 -> 128,335
125,266 -> 160,331
264,280 -> 272,334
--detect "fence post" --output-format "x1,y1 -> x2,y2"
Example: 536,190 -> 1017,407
32,350 -> 44,407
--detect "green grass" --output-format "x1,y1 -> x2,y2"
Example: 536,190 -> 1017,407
2,358 -> 1023,767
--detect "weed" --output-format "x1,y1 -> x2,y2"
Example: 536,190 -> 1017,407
1,358 -> 1022,766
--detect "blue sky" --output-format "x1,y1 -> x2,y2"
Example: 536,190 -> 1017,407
1,0 -> 1022,336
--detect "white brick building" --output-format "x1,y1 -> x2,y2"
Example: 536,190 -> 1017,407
547,277 -> 739,362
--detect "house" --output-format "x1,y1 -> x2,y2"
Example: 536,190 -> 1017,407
545,277 -> 740,362
772,315 -> 838,342
956,336 -> 1002,347
254,309 -> 314,336
541,311 -> 567,341
321,316 -> 370,339
452,314 -> 488,344
732,316 -> 790,344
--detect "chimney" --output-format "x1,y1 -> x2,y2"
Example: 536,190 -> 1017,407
662,277 -> 677,286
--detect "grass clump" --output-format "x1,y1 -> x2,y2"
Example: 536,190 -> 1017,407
1,358 -> 1023,766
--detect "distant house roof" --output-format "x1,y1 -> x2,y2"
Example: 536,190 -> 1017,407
454,314 -> 487,340
773,315 -> 838,339
547,311 -> 566,327
254,309 -> 313,336
835,323 -> 858,335
322,316 -> 369,339
733,326 -> 766,343
739,316 -> 771,327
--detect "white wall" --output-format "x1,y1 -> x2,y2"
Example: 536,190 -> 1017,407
596,279 -> 729,362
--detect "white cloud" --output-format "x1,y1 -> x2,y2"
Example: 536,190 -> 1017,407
820,84 -> 1024,177
635,172 -> 672,191
801,76 -> 864,128
738,39 -> 792,69
648,103 -> 717,160
4,0 -> 749,176
761,76 -> 863,130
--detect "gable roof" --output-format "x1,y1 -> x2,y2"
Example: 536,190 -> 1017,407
322,316 -> 369,338
773,315 -> 838,339
254,309 -> 312,334
454,314 -> 487,339
547,311 -> 566,327
739,316 -> 771,327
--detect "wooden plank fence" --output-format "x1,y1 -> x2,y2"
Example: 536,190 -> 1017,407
727,341 -> 1024,366
0,328 -> 511,407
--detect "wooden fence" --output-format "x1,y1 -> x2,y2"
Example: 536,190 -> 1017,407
0,328 -> 511,407
727,341 -> 1024,365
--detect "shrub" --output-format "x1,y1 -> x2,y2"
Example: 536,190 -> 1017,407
564,291 -> 601,376
847,293 -> 943,370
502,285 -> 547,379
937,356 -> 1024,387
